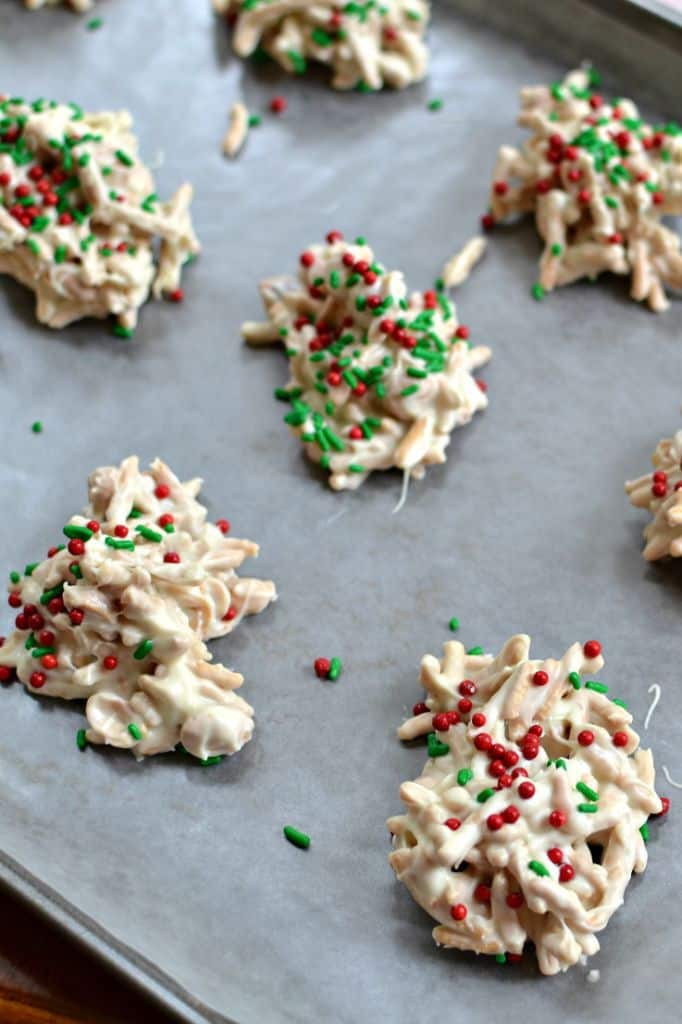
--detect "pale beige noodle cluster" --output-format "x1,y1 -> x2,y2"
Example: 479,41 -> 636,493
0,98 -> 199,330
22,0 -> 92,10
242,235 -> 490,491
389,635 -> 662,974
214,0 -> 430,91
488,67 -> 682,311
626,428 -> 682,559
0,457 -> 276,761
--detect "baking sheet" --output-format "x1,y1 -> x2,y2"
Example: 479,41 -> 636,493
0,1 -> 681,1022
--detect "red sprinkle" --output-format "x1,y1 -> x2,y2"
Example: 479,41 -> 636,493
583,640 -> 601,659
155,484 -> 171,500
270,96 -> 287,115
474,883 -> 491,902
314,657 -> 331,679
578,730 -> 594,747
549,809 -> 567,828
412,702 -> 429,716
103,655 -> 118,671
69,609 -> 84,626
30,671 -> 46,688
548,847 -> 563,865
506,892 -> 524,909
559,863 -> 575,883
164,552 -> 181,564
487,813 -> 504,831
114,524 -> 129,538
450,904 -> 467,921
474,732 -> 492,752
518,781 -> 535,800
444,817 -> 461,831
216,519 -> 231,534
41,654 -> 58,671
68,539 -> 85,557
612,731 -> 628,747
459,680 -> 477,696
455,325 -> 469,340
503,805 -> 520,824
532,670 -> 549,686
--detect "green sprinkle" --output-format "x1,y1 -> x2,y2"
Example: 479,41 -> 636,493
553,758 -> 567,770
427,733 -> 450,758
550,243 -> 562,256
476,788 -> 495,803
76,728 -> 87,751
448,617 -> 460,632
457,768 -> 473,786
9,571 -> 20,584
86,17 -> 103,30
577,803 -> 599,813
40,584 -> 64,605
576,781 -> 599,802
400,384 -> 419,397
568,671 -> 581,689
115,149 -> 134,167
63,524 -> 93,541
328,656 -> 342,681
349,464 -> 365,474
248,114 -> 262,128
24,562 -> 38,578
135,525 -> 163,543
54,245 -> 67,265
495,953 -> 507,964
585,681 -> 608,694
428,98 -> 443,112
640,823 -> 649,842
133,639 -> 154,661
69,564 -> 83,579
113,325 -> 134,340
31,646 -> 55,658
24,634 -> 36,650
612,698 -> 628,710
283,825 -> 310,850
105,536 -> 135,551
531,282 -> 545,301
127,723 -> 142,741
31,421 -> 43,434
528,860 -> 550,877
200,755 -> 223,766
467,646 -> 484,656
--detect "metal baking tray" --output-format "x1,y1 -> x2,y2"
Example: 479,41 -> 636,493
0,1 -> 680,1021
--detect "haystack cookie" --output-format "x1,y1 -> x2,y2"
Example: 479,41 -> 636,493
0,457 -> 276,761
0,96 -> 199,334
486,67 -> 682,311
214,0 -> 430,91
22,0 -> 92,10
626,429 -> 682,559
389,635 -> 664,975
243,232 -> 490,491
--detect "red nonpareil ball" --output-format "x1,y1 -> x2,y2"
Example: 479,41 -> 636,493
30,671 -> 46,689
412,702 -> 428,716
474,732 -> 492,752
612,731 -> 628,747
444,817 -> 461,831
583,640 -> 601,659
559,863 -> 575,883
41,654 -> 58,671
518,781 -> 535,799
164,552 -> 180,564
450,904 -> 467,921
506,892 -> 524,909
216,519 -> 231,534
459,680 -> 476,696
270,96 -> 287,115
314,657 -> 331,679
68,539 -> 85,557
578,730 -> 594,747
549,809 -> 567,828
503,805 -> 520,824
487,813 -> 504,831
223,606 -> 238,622
103,655 -> 118,671
474,883 -> 491,903
155,483 -> 171,500
548,847 -> 563,865
532,670 -> 549,686
114,524 -> 129,538
0,667 -> 13,683
326,230 -> 343,244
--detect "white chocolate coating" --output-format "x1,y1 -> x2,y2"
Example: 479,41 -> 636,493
0,457 -> 276,761
242,235 -> 490,491
223,102 -> 250,158
626,428 -> 682,559
488,68 -> 682,311
389,635 -> 663,975
214,0 -> 430,91
0,97 -> 199,331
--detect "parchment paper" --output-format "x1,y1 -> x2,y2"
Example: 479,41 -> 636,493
0,1 -> 680,1022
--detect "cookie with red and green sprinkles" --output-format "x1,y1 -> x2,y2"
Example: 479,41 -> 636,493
243,231 -> 491,491
0,95 -> 199,333
0,456 -> 276,762
389,633 -> 666,975
626,425 -> 682,559
215,0 -> 430,91
486,66 -> 682,312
